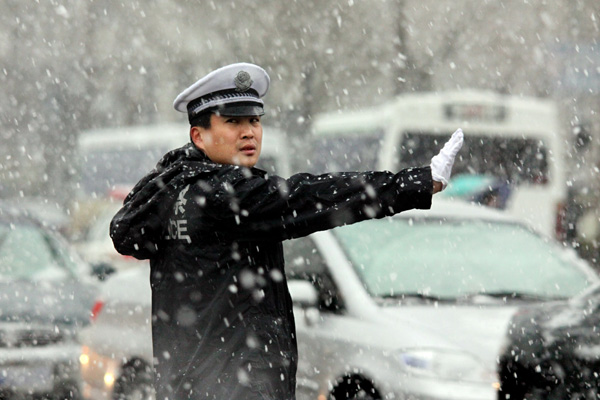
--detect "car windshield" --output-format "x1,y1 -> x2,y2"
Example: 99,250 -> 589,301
0,221 -> 71,280
332,218 -> 591,301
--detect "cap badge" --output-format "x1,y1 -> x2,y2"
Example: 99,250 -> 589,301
234,71 -> 253,92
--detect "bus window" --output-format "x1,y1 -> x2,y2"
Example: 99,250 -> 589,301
310,131 -> 384,173
398,132 -> 548,185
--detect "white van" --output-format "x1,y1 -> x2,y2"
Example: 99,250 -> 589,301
76,122 -> 291,200
70,123 -> 290,243
311,90 -> 567,240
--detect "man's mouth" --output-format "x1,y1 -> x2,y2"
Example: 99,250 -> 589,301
240,145 -> 256,155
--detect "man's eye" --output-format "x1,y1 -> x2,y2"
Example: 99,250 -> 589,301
226,118 -> 237,123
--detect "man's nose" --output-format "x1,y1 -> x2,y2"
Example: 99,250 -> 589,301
240,122 -> 255,138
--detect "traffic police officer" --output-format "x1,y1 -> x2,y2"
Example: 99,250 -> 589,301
111,62 -> 463,400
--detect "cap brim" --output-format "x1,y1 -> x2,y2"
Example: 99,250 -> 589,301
214,104 -> 265,117
174,63 -> 270,113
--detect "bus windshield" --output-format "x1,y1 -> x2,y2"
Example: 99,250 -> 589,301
398,132 -> 549,185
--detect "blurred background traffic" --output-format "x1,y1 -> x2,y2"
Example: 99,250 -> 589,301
2,0 -> 600,265
1,1 -> 600,399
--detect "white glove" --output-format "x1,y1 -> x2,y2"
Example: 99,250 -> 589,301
430,128 -> 464,190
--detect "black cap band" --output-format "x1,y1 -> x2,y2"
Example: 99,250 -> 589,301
214,103 -> 265,117
187,89 -> 261,119
188,102 -> 265,125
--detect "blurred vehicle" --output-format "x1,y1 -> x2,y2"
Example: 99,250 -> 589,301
498,282 -> 600,400
286,199 -> 598,400
75,199 -> 598,400
74,202 -> 147,275
0,202 -> 100,399
312,90 -> 567,240
76,124 -> 188,201
1,197 -> 70,233
79,265 -> 152,400
441,174 -> 513,210
71,123 -> 292,271
70,123 -> 291,243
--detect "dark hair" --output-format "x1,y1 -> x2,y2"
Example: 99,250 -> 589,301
190,112 -> 212,129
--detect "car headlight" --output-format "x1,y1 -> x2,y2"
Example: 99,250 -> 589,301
395,348 -> 491,382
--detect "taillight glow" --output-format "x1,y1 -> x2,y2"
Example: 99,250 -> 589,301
90,300 -> 105,322
555,201 -> 567,241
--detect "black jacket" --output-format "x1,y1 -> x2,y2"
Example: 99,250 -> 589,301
110,143 -> 433,400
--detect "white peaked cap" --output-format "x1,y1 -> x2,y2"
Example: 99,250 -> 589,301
173,63 -> 270,119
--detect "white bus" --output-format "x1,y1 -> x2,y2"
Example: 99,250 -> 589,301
311,90 -> 567,240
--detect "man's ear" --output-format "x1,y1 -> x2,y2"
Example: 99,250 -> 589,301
190,126 -> 205,151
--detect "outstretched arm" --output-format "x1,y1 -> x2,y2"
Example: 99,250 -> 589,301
204,167 -> 434,241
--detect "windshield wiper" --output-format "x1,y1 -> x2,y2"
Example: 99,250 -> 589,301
458,291 -> 566,302
379,291 -> 566,305
378,292 -> 451,303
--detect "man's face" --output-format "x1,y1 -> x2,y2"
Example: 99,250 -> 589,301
192,113 -> 263,168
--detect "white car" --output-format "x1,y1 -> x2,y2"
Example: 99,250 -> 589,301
0,203 -> 100,400
75,203 -> 148,275
78,199 -> 598,400
79,265 -> 153,400
286,199 -> 598,400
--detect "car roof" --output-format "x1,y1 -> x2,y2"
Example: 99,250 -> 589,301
396,198 -> 523,224
0,203 -> 63,235
0,201 -> 40,224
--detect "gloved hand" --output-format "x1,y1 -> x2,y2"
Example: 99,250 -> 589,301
430,128 -> 464,190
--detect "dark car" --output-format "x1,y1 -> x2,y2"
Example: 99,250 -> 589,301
498,282 -> 600,400
0,203 -> 99,399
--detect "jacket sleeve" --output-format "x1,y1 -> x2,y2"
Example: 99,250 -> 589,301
203,166 -> 433,241
109,163 -> 185,259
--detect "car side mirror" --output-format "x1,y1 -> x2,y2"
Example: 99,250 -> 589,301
91,262 -> 116,281
288,279 -> 320,326
288,279 -> 318,308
